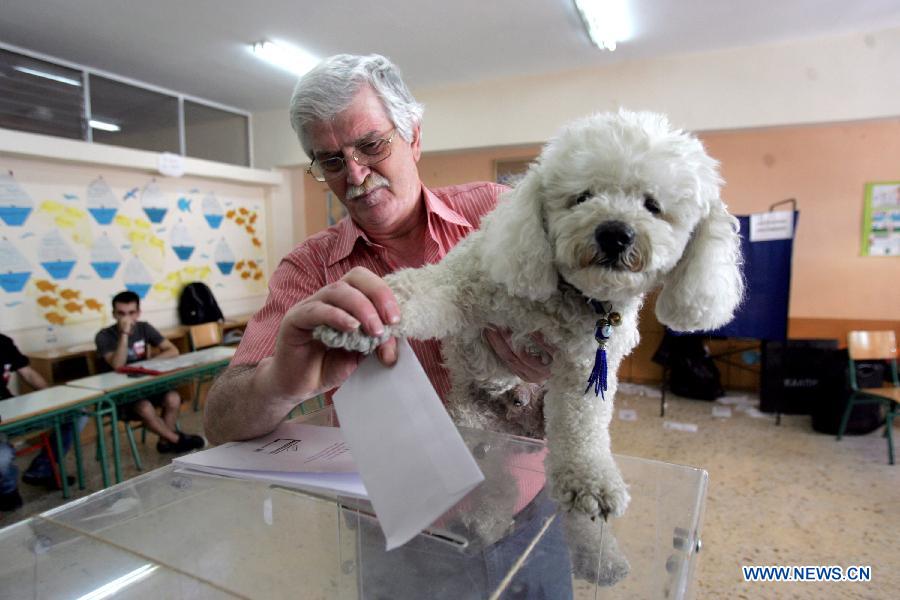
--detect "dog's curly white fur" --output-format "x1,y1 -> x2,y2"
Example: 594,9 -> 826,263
315,110 -> 743,521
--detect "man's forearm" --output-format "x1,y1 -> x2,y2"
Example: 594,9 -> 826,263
110,333 -> 130,368
203,359 -> 300,445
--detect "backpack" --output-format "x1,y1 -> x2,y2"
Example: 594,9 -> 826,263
178,282 -> 224,325
653,332 -> 725,401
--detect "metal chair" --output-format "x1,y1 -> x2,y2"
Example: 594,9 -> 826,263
837,331 -> 899,464
189,322 -> 223,411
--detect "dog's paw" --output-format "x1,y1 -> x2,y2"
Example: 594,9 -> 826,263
551,466 -> 630,520
563,512 -> 631,586
312,325 -> 392,354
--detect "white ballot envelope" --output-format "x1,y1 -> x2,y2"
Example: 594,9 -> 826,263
333,338 -> 485,550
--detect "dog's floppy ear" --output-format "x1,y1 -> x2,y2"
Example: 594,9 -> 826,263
481,168 -> 558,301
655,200 -> 744,331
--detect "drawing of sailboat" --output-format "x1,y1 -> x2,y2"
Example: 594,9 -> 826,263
90,233 -> 122,279
0,237 -> 32,292
123,257 -> 152,299
38,229 -> 78,280
171,220 -> 195,260
141,180 -> 168,223
202,192 -> 224,228
86,177 -> 119,225
0,171 -> 33,226
214,238 -> 236,275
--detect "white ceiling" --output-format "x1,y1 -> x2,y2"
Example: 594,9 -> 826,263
2,0 -> 900,113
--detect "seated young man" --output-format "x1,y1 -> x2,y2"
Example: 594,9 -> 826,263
95,291 -> 203,454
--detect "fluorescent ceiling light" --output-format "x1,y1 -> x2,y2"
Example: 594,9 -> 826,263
13,65 -> 82,86
573,0 -> 632,51
89,119 -> 121,132
250,40 -> 319,77
76,564 -> 159,600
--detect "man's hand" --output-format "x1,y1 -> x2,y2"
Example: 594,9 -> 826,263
263,267 -> 401,402
483,327 -> 555,384
117,315 -> 134,336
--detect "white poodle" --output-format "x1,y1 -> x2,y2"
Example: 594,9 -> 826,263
316,110 -> 743,522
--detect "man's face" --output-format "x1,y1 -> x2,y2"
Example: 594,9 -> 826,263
307,85 -> 423,236
113,302 -> 140,326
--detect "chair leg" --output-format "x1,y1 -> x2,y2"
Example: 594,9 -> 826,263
192,380 -> 201,412
886,409 -> 895,466
836,394 -> 856,441
124,424 -> 143,472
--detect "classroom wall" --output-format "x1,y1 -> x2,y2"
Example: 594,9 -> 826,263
0,129 -> 289,353
252,25 -> 900,168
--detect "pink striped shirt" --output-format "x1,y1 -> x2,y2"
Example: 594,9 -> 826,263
233,181 -> 506,402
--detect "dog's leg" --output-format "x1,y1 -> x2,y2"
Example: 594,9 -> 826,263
543,360 -> 630,520
313,263 -> 464,351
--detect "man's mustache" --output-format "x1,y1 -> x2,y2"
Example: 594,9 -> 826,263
346,173 -> 390,201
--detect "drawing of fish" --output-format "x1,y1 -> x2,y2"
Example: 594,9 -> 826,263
225,210 -> 236,218
241,271 -> 251,279
238,207 -> 249,216
45,312 -> 66,325
64,302 -> 83,313
35,280 -> 57,292
37,296 -> 58,307
235,260 -> 245,270
84,298 -> 103,311
123,187 -> 139,200
253,272 -> 263,280
60,289 -> 80,300
252,237 -> 261,247
63,193 -> 78,201
248,261 -> 258,269
246,226 -> 255,235
235,217 -> 245,225
249,214 -> 258,224
177,197 -> 192,212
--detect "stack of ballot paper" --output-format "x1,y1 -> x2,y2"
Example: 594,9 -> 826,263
173,422 -> 368,499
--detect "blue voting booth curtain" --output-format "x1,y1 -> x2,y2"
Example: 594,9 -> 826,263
705,211 -> 798,342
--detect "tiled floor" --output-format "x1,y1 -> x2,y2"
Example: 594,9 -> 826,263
2,390 -> 898,599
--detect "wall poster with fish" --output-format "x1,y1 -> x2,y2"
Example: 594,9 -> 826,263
0,157 -> 269,333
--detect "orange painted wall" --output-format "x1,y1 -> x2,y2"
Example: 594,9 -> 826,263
699,118 -> 900,321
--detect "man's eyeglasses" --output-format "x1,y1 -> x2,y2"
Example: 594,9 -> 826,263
307,129 -> 396,182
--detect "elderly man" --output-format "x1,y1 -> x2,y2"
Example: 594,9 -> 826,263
204,53 -> 573,598
205,54 -> 551,443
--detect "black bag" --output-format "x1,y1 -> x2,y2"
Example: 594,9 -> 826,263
178,282 -> 224,325
654,333 -> 724,401
810,351 -> 885,435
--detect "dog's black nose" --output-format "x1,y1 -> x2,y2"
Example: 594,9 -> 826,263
595,221 -> 635,257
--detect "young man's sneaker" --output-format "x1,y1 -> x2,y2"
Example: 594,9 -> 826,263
157,432 -> 205,454
0,489 -> 23,512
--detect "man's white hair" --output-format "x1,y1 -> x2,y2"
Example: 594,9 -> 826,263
289,54 -> 424,159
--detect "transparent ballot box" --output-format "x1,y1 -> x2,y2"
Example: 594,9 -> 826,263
0,410 -> 707,599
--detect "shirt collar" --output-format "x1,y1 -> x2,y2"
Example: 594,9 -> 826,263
326,184 -> 473,266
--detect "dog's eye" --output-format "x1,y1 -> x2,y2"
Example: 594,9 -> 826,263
643,194 -> 661,215
574,191 -> 591,205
